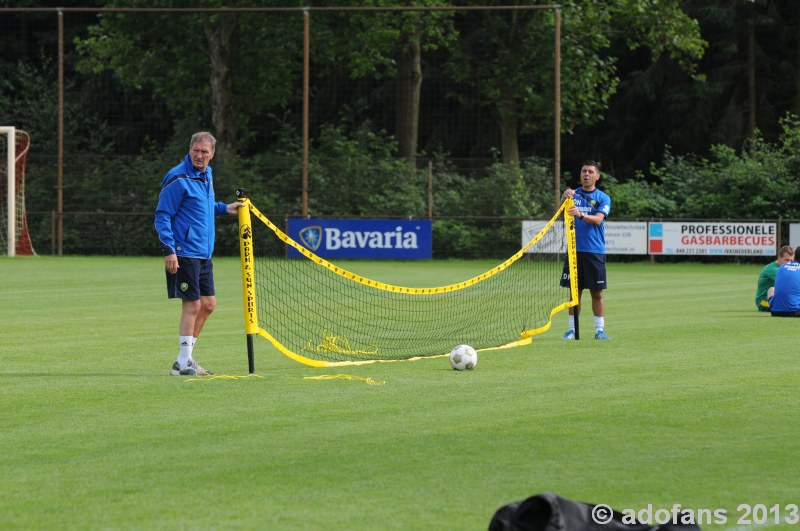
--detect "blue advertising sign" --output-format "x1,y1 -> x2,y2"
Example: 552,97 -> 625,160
287,219 -> 432,259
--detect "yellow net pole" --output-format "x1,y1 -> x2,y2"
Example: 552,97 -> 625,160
565,198 -> 579,306
564,198 -> 581,338
237,190 -> 258,373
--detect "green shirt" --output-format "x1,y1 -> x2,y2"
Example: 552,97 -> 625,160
755,261 -> 779,311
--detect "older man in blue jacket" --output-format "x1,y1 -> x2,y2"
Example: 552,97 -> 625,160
155,131 -> 242,376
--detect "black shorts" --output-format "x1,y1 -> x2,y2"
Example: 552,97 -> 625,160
166,257 -> 215,300
560,252 -> 607,291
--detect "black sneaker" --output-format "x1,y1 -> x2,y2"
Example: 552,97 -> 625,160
170,361 -> 196,376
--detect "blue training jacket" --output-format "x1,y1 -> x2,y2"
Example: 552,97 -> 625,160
154,154 -> 228,259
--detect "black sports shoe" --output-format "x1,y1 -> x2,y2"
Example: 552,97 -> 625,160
170,361 -> 196,376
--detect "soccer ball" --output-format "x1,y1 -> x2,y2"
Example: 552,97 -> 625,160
449,344 -> 478,371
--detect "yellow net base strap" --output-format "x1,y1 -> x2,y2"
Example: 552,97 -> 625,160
183,374 -> 265,382
303,374 -> 386,385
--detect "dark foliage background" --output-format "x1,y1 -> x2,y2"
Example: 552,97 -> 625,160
2,1 -> 799,256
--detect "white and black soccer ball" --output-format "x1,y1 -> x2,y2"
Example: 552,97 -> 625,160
449,344 -> 478,371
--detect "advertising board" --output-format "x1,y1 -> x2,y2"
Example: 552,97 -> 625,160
287,219 -> 432,259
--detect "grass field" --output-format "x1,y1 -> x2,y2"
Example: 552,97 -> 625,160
1,256 -> 798,529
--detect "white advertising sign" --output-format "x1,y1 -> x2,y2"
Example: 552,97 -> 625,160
648,222 -> 776,256
790,223 -> 800,251
521,220 -> 647,255
604,222 -> 648,255
521,220 -> 565,254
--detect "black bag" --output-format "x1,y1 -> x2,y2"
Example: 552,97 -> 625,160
489,492 -> 701,531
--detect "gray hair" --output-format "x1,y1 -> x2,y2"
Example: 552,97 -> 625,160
190,131 -> 216,153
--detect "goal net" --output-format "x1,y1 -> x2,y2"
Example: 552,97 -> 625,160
237,197 -> 578,368
0,127 -> 35,256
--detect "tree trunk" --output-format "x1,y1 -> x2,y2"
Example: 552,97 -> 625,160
396,37 -> 422,169
499,94 -> 520,166
204,13 -> 237,161
796,7 -> 800,116
746,6 -> 756,141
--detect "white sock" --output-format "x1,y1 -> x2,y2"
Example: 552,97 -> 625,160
178,335 -> 193,367
190,337 -> 198,361
594,316 -> 605,332
568,315 -> 575,332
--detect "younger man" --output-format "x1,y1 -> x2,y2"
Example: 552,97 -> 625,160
560,160 -> 611,340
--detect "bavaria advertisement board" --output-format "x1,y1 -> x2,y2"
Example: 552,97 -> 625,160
649,222 -> 776,256
287,219 -> 432,259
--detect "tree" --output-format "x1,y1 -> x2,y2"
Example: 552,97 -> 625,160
448,0 -> 706,165
566,0 -> 800,180
447,7 -> 562,164
309,1 -> 456,167
204,11 -> 237,158
76,0 -> 304,160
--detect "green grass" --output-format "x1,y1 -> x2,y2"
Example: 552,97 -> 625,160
1,256 -> 798,529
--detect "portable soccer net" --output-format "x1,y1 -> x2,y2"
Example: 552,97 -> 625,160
0,127 -> 35,256
237,195 -> 578,369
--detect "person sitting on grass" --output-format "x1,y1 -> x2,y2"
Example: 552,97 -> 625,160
767,247 -> 800,317
755,245 -> 794,312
